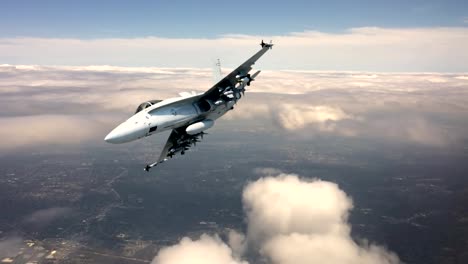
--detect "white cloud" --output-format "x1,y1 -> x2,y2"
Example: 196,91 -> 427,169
243,173 -> 399,264
0,237 -> 23,259
276,104 -> 354,130
227,230 -> 247,259
369,115 -> 451,146
151,172 -> 400,264
0,115 -> 108,150
1,27 -> 468,72
243,175 -> 352,243
22,207 -> 73,228
0,236 -> 80,262
262,233 -> 399,264
152,234 -> 247,264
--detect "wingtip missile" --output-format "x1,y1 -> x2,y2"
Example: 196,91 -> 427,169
144,162 -> 158,172
251,70 -> 261,79
260,40 -> 273,49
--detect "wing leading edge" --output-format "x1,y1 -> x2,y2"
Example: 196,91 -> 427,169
202,41 -> 273,101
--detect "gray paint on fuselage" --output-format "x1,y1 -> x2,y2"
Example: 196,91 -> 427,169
148,103 -> 199,133
145,96 -> 235,135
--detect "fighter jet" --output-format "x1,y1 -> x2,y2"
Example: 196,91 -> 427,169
104,41 -> 273,171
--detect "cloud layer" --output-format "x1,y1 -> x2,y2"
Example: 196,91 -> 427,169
0,115 -> 105,150
275,104 -> 353,130
1,64 -> 467,151
1,27 -> 468,72
151,172 -> 400,264
22,207 -> 73,228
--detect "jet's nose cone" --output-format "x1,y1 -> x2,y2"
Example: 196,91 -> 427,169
104,123 -> 131,144
104,119 -> 148,144
104,129 -> 122,144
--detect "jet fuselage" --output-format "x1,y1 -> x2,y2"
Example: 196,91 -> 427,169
103,41 -> 272,170
104,93 -> 235,144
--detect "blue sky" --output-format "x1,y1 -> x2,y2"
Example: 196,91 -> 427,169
1,0 -> 467,38
1,1 -> 467,71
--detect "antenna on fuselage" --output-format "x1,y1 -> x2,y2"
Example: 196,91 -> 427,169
212,58 -> 222,84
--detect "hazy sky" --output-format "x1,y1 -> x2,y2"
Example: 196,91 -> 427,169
1,1 -> 467,71
1,0 -> 467,38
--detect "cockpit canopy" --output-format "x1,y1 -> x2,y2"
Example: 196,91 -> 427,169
135,100 -> 163,114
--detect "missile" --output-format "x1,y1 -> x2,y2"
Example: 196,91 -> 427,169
251,70 -> 261,79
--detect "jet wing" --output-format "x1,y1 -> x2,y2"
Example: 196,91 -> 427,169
201,41 -> 273,101
155,129 -> 179,162
144,41 -> 272,171
145,127 -> 204,171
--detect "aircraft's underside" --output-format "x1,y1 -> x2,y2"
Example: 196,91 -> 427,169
144,128 -> 207,171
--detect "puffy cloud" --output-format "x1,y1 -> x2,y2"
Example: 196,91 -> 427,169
0,236 -> 80,261
227,230 -> 247,259
0,237 -> 23,259
262,234 -> 399,264
367,114 -> 451,146
152,234 -> 247,264
243,175 -> 352,243
275,104 -> 353,130
151,172 -> 400,264
223,103 -> 269,120
0,115 -> 108,151
243,173 -> 399,264
22,207 -> 73,228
